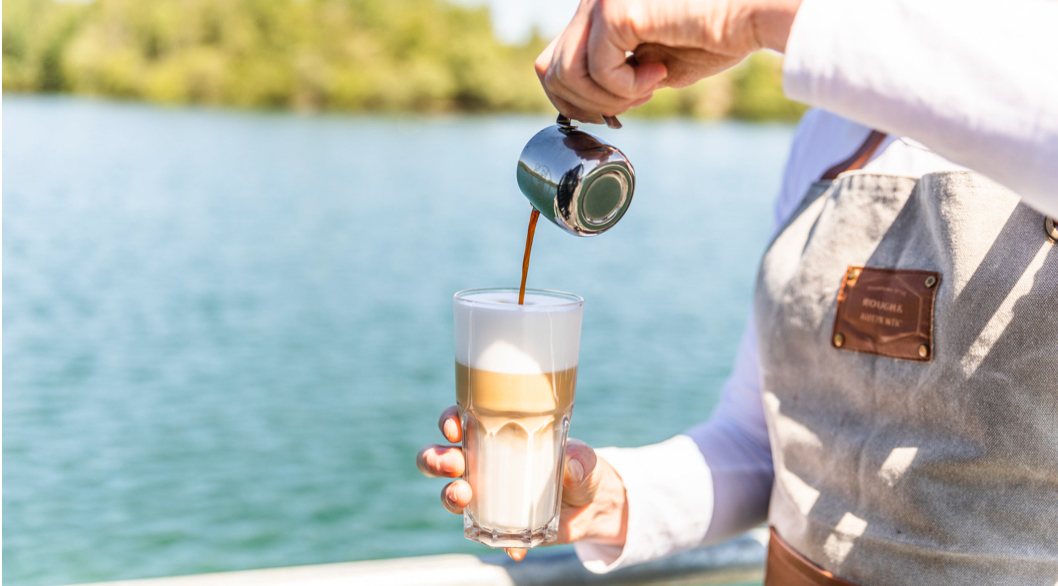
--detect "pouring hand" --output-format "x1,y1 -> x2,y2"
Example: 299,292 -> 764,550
535,0 -> 802,123
416,405 -> 629,562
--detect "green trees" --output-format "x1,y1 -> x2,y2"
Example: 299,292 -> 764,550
3,0 -> 804,121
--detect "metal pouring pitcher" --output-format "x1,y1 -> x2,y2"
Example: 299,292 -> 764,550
516,114 -> 635,236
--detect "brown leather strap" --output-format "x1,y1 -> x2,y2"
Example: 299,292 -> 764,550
765,527 -> 858,586
820,130 -> 887,180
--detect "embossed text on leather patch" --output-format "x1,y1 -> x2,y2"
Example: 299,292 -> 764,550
832,266 -> 940,362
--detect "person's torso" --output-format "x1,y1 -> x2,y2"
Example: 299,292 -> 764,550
755,117 -> 1058,584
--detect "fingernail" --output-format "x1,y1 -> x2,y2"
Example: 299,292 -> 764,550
443,419 -> 456,439
506,548 -> 527,562
566,459 -> 584,484
450,482 -> 470,503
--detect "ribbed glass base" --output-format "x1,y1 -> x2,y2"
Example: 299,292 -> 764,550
464,515 -> 559,548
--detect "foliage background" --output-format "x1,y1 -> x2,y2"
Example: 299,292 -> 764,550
3,0 -> 804,121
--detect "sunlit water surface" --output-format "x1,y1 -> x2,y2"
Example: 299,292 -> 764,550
4,96 -> 793,585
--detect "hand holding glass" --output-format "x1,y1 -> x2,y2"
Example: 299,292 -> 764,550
453,288 -> 583,548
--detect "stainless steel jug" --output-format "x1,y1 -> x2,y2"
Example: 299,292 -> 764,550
516,115 -> 635,236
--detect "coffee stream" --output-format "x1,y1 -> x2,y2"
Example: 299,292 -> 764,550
518,209 -> 541,305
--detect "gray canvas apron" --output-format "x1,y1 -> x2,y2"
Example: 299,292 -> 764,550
755,131 -> 1058,585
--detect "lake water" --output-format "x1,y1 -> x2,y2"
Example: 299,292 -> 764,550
3,96 -> 793,585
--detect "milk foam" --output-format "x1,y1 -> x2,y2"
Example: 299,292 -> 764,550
454,290 -> 582,374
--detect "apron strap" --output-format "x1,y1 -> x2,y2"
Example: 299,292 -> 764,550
820,130 -> 887,180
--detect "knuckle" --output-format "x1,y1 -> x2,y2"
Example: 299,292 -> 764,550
447,450 -> 466,476
559,48 -> 583,76
450,461 -> 466,477
596,0 -> 625,29
623,5 -> 646,39
534,56 -> 549,75
549,65 -> 565,86
598,0 -> 636,33
586,57 -> 605,81
543,69 -> 557,90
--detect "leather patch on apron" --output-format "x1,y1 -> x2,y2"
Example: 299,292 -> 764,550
832,266 -> 940,361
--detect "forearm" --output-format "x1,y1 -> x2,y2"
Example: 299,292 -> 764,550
751,0 -> 802,52
780,0 -> 1058,217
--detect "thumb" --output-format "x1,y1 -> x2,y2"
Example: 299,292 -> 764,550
562,439 -> 599,507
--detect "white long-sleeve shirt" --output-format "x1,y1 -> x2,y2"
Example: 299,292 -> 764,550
575,0 -> 1058,572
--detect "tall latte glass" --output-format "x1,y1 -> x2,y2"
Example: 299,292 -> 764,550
453,288 -> 583,548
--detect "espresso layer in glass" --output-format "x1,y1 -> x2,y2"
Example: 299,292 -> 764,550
457,363 -> 576,540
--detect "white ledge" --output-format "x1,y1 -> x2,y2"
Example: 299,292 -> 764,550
71,529 -> 768,586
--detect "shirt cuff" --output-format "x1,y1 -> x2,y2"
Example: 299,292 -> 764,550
573,435 -> 715,574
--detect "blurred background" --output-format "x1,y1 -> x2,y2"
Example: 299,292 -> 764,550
2,0 -> 804,121
4,1 -> 798,585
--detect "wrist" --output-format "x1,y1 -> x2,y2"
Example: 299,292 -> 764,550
581,459 -> 629,546
751,0 -> 803,52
